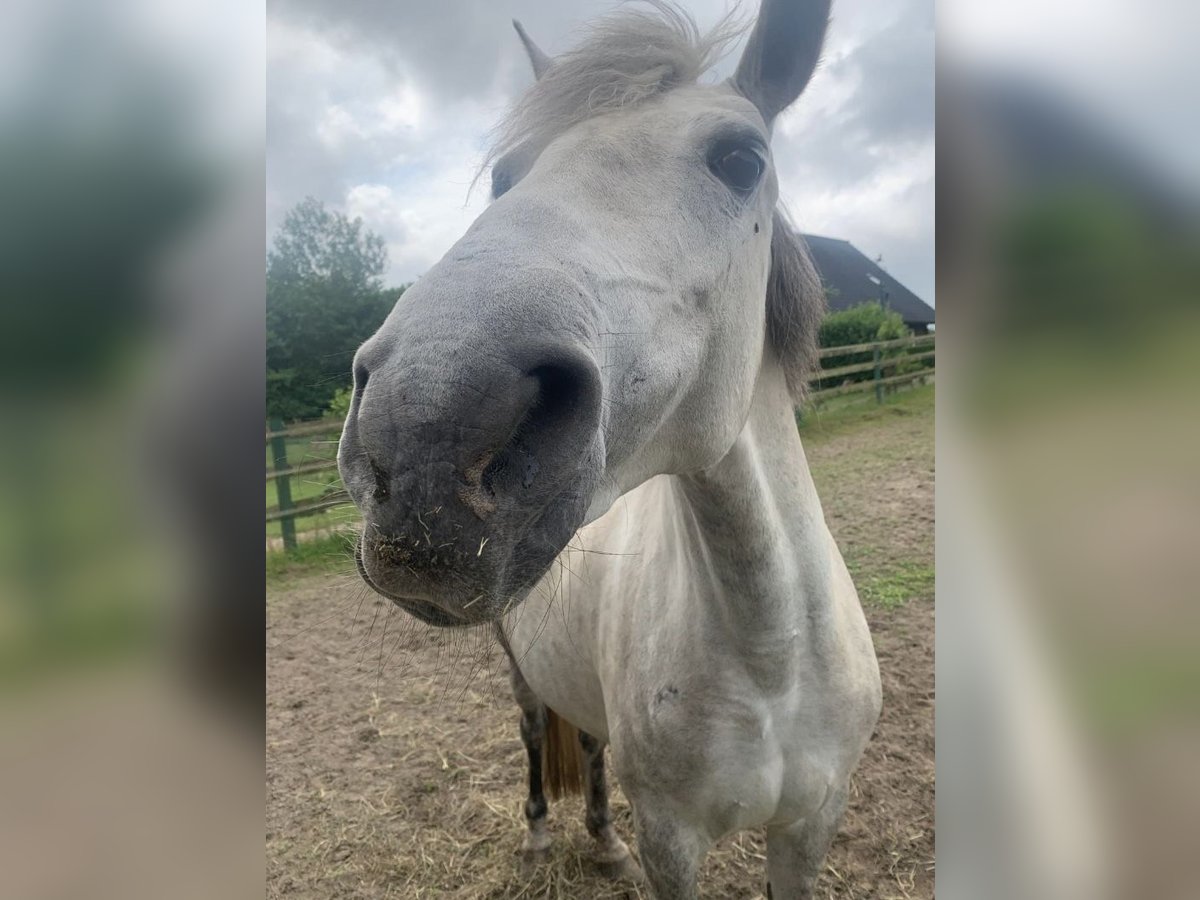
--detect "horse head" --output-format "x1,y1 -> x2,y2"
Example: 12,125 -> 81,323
338,0 -> 828,625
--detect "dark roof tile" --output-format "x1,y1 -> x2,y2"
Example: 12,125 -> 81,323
801,233 -> 935,326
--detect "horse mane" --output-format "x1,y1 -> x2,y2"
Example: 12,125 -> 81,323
484,1 -> 746,173
767,207 -> 826,398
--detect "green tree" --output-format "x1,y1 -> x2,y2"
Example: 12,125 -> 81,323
819,299 -> 909,349
817,301 -> 913,384
266,197 -> 404,421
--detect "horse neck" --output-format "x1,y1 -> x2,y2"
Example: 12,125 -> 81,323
676,356 -> 833,666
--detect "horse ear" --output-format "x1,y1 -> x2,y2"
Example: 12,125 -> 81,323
766,210 -> 826,398
512,20 -> 552,80
733,0 -> 831,124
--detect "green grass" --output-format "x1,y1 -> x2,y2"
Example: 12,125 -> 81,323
265,471 -> 342,510
265,422 -> 341,467
856,561 -> 935,608
266,421 -> 347,538
267,511 -> 348,540
265,470 -> 349,539
267,533 -> 357,582
797,381 -> 933,443
804,382 -> 935,610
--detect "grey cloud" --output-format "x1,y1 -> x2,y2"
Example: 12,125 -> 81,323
270,0 -> 595,103
782,0 -> 933,188
266,99 -> 344,232
268,0 -> 933,298
837,0 -> 934,143
774,0 -> 934,300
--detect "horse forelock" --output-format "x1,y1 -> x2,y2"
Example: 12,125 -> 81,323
482,1 -> 748,179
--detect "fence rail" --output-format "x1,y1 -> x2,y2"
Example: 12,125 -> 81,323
809,333 -> 934,403
266,334 -> 934,548
266,458 -> 341,482
815,332 -> 934,359
265,491 -> 350,523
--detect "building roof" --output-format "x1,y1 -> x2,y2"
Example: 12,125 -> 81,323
801,234 -> 935,327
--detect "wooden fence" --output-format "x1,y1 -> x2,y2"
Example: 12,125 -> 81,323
808,331 -> 935,402
265,418 -> 348,550
266,333 -> 934,548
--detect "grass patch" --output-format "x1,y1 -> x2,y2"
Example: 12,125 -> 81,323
857,561 -> 934,608
267,533 -> 356,583
265,503 -> 356,540
797,382 -> 933,443
265,422 -> 346,539
265,469 -> 341,510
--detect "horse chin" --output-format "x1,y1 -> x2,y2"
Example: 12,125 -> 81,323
354,538 -> 476,628
354,531 -> 553,628
352,476 -> 596,626
390,595 -> 469,629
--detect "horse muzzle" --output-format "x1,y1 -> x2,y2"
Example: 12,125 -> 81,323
339,334 -> 604,626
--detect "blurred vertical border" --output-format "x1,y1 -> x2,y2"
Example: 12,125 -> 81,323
0,0 -> 265,897
937,1 -> 1199,898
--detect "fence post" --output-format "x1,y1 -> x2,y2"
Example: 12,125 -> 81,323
269,418 -> 297,551
873,345 -> 883,404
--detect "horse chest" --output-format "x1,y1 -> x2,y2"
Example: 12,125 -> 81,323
610,664 -> 837,836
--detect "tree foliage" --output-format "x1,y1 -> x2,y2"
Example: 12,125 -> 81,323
817,301 -> 913,384
818,299 -> 909,349
266,197 -> 402,421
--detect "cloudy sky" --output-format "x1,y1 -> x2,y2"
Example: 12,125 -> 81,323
267,0 -> 934,304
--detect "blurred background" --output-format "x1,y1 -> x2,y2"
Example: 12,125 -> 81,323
0,0 -> 1196,897
0,0 -> 264,897
937,1 -> 1199,898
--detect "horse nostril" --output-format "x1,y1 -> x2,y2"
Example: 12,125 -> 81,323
478,362 -> 589,498
528,363 -> 584,428
353,362 -> 370,408
370,458 -> 390,501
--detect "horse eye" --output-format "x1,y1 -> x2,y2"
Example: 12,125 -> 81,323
710,146 -> 764,193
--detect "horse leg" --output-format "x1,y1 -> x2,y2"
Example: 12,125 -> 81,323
764,784 -> 849,899
631,806 -> 707,900
509,662 -> 552,869
578,730 -> 643,882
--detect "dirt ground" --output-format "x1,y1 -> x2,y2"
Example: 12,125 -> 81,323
267,393 -> 934,899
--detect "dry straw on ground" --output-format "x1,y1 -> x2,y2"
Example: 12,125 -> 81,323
268,396 -> 934,899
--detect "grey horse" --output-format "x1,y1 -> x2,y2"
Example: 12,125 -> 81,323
338,2 -> 881,896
